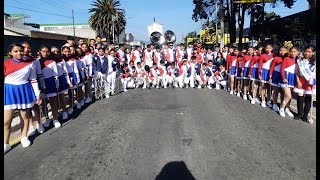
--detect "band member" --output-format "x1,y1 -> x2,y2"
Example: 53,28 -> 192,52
196,63 -> 211,89
153,46 -> 164,66
294,45 -> 316,123
107,49 -> 120,95
207,60 -> 216,89
175,43 -> 187,67
258,44 -> 274,108
131,46 -> 142,66
167,62 -> 178,88
158,60 -> 168,88
186,42 -> 194,61
149,62 -> 160,88
188,56 -> 197,88
125,48 -> 131,64
95,48 -> 110,98
199,47 -> 208,63
143,44 -> 154,68
109,42 -> 115,51
163,43 -> 175,65
278,47 -> 299,118
269,47 -> 287,112
117,44 -> 126,64
120,63 -> 133,92
206,48 -> 215,62
213,64 -> 228,90
134,62 -> 148,89
150,43 -> 156,54
178,59 -> 190,88
222,46 -> 229,59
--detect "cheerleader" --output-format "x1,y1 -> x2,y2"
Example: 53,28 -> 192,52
248,46 -> 263,104
21,42 -> 45,136
57,47 -> 74,116
241,47 -> 254,100
67,46 -> 80,109
226,47 -> 239,94
277,47 -> 299,117
294,45 -> 316,123
80,43 -> 93,103
75,47 -> 86,104
4,44 -> 42,153
235,51 -> 244,96
269,47 -> 287,112
38,46 -> 62,128
258,44 -> 274,108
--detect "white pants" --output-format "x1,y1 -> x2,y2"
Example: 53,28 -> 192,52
189,74 -> 195,88
159,75 -> 168,88
107,71 -> 117,92
121,77 -> 134,90
136,75 -> 146,87
214,76 -> 227,89
178,74 -> 190,88
168,75 -> 178,87
208,76 -> 215,85
149,76 -> 159,86
196,75 -> 205,86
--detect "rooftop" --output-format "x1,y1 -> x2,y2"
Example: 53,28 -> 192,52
40,23 -> 89,26
4,13 -> 31,18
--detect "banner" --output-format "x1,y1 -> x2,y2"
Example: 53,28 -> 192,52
233,0 -> 273,3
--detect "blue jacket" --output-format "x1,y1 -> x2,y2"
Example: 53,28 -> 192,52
96,55 -> 109,74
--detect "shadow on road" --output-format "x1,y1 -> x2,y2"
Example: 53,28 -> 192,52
155,161 -> 196,180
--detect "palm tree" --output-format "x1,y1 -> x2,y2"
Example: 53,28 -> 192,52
88,0 -> 126,42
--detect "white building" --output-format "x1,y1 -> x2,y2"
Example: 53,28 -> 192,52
39,23 -> 97,39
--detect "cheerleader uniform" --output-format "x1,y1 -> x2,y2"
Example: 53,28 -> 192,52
39,58 -> 59,98
249,55 -> 260,81
279,57 -> 296,88
65,56 -> 80,90
236,56 -> 243,79
76,55 -> 86,86
258,53 -> 274,83
269,56 -> 283,87
4,58 -> 40,110
294,59 -> 316,95
226,55 -> 237,76
242,55 -> 253,80
56,57 -> 71,94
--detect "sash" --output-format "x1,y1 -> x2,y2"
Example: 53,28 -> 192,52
298,59 -> 315,82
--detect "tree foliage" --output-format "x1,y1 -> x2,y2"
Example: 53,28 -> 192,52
88,0 -> 126,41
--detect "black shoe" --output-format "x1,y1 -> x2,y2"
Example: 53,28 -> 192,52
294,115 -> 302,120
301,115 -> 308,122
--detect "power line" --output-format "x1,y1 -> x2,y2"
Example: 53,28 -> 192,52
10,0 -> 67,16
5,5 -> 72,19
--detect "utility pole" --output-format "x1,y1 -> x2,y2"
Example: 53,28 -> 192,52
112,15 -> 115,43
249,4 -> 254,46
220,0 -> 224,49
72,9 -> 75,39
215,2 -> 218,47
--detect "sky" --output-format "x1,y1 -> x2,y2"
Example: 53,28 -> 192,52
4,0 -> 309,42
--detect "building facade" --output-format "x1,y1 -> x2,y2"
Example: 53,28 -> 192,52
39,23 -> 97,39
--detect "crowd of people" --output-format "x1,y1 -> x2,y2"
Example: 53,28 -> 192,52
4,35 -> 316,154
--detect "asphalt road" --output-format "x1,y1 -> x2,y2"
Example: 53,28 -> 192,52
4,88 -> 316,180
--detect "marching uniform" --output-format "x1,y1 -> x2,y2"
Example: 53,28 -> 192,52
153,51 -> 164,66
186,47 -> 193,61
207,65 -> 216,86
206,52 -> 214,62
131,50 -> 142,66
178,63 -> 190,88
143,49 -> 154,68
279,57 -> 297,88
199,52 -> 207,63
4,58 -> 40,110
167,65 -> 178,87
213,68 -> 228,90
158,64 -> 168,88
163,48 -> 175,65
120,67 -> 134,91
117,49 -> 126,64
175,49 -> 187,67
149,67 -> 160,88
135,66 -> 147,88
196,66 -> 212,88
125,52 -> 131,64
188,61 -> 197,88
258,53 -> 274,83
269,56 -> 283,87
107,55 -> 120,93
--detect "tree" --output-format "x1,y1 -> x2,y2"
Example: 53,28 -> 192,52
186,31 -> 198,38
88,0 -> 126,41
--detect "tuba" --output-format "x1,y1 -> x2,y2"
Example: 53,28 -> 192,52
150,30 -> 176,46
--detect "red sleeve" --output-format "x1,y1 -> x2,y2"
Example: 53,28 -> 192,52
236,56 -> 242,71
269,57 -> 277,77
248,56 -> 257,76
280,57 -> 288,80
242,56 -> 246,69
117,52 -> 122,63
131,52 -> 136,61
258,55 -> 264,76
226,54 -> 230,71
159,67 -> 164,76
214,70 -> 219,77
143,51 -> 146,61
